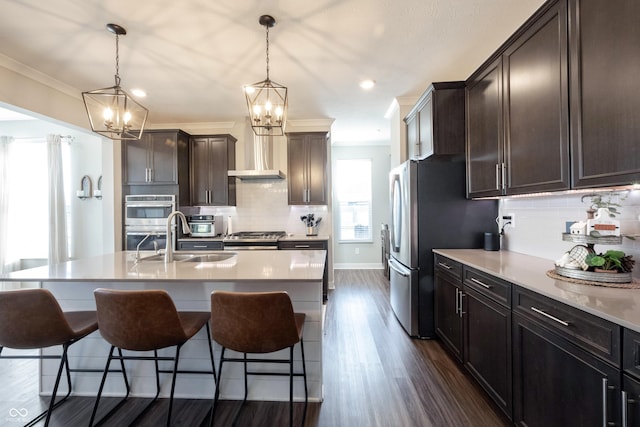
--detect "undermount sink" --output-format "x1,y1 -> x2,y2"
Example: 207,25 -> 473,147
137,252 -> 235,263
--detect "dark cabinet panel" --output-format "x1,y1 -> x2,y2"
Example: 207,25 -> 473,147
279,240 -> 328,301
513,312 -> 620,427
286,132 -> 328,205
466,58 -> 503,198
466,0 -> 569,197
434,267 -> 464,362
189,135 -> 236,206
463,285 -> 512,419
503,0 -> 569,194
569,0 -> 640,188
123,130 -> 189,186
405,82 -> 465,160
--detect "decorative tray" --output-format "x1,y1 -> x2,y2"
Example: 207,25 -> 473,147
554,266 -> 633,283
561,233 -> 622,245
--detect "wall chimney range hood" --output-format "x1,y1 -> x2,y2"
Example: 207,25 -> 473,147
228,133 -> 285,180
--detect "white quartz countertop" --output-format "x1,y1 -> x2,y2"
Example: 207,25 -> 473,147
280,234 -> 330,241
433,249 -> 640,333
0,250 -> 326,283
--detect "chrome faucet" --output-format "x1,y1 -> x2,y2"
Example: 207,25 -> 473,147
165,210 -> 192,263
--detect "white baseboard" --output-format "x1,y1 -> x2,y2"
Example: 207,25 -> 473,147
334,263 -> 384,270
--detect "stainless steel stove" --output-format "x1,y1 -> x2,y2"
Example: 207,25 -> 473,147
223,231 -> 286,250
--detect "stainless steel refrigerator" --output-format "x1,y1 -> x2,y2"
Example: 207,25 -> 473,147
388,158 -> 497,338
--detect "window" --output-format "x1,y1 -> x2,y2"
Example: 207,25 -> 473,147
336,159 -> 372,242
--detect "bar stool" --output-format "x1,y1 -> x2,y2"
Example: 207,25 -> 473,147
89,288 -> 216,427
0,288 -> 98,427
209,290 -> 308,427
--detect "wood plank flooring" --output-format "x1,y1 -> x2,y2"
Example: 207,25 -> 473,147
0,269 -> 508,426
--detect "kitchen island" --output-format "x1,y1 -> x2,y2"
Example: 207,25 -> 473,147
0,250 -> 326,402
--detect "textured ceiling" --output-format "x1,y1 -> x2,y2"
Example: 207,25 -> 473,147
0,0 -> 544,143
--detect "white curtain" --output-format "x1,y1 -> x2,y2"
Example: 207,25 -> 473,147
47,134 -> 68,264
0,136 -> 12,276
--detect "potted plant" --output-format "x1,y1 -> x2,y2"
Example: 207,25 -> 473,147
581,190 -> 629,218
585,250 -> 635,273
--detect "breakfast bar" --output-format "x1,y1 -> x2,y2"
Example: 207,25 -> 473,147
0,250 -> 326,402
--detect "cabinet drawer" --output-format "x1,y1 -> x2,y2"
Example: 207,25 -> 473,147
514,286 -> 621,366
434,254 -> 462,281
623,328 -> 640,380
177,240 -> 223,251
279,241 -> 326,250
463,267 -> 511,308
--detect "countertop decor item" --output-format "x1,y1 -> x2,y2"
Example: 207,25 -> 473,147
76,175 -> 92,199
244,15 -> 288,136
82,23 -> 148,140
300,213 -> 321,236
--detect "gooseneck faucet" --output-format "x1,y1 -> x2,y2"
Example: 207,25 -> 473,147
165,211 -> 191,263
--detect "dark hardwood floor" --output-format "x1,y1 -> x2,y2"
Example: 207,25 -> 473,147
0,270 -> 508,426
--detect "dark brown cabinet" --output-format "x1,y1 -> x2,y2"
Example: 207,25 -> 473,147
462,268 -> 512,420
189,135 -> 236,206
123,130 -> 190,186
434,255 -> 464,362
404,82 -> 465,160
623,329 -> 640,426
513,286 -> 621,427
569,0 -> 640,188
279,239 -> 328,301
286,132 -> 328,205
466,0 -> 570,197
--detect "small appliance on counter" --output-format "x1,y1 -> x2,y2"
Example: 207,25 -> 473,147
187,215 -> 223,237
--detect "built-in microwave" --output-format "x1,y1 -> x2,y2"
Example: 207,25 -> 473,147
124,195 -> 175,227
187,215 -> 223,237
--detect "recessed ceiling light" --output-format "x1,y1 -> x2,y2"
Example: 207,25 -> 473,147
360,79 -> 375,90
131,89 -> 147,97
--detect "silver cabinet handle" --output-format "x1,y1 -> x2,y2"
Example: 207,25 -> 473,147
438,262 -> 452,270
603,378 -> 608,427
530,306 -> 570,327
295,245 -> 311,248
471,277 -> 492,289
501,162 -> 507,191
459,290 -> 464,318
495,163 -> 501,190
455,288 -> 460,315
622,390 -> 628,427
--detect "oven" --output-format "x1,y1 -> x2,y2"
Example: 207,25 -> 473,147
125,226 -> 167,251
223,231 -> 286,250
124,195 -> 175,227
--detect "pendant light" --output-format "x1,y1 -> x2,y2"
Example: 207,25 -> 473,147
244,15 -> 288,136
82,23 -> 148,140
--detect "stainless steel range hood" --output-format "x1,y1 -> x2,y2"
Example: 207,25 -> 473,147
227,132 -> 286,180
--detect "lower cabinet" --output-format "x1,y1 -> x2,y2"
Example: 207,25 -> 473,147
513,312 -> 620,427
177,239 -> 223,251
463,268 -> 512,419
434,255 -> 464,362
623,328 -> 640,426
279,240 -> 328,301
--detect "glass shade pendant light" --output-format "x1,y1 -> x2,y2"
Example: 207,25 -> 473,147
82,23 -> 148,140
244,15 -> 288,136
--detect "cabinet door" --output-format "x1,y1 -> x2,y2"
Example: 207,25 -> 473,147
190,137 -> 211,205
148,131 -> 178,184
405,112 -> 420,160
418,95 -> 434,159
569,0 -> 640,188
434,269 -> 463,362
287,134 -> 307,204
623,375 -> 640,427
513,313 -> 621,427
306,133 -> 327,205
464,286 -> 512,419
503,0 -> 569,195
208,137 -> 233,205
466,57 -> 503,198
123,137 -> 150,185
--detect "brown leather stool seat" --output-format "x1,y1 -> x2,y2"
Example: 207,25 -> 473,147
0,288 -> 98,427
89,288 -> 216,427
209,290 -> 308,427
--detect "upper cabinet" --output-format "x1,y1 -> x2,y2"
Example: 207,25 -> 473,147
287,132 -> 328,205
189,135 -> 236,206
122,130 -> 190,186
405,82 -> 465,160
569,0 -> 640,188
466,0 -> 570,198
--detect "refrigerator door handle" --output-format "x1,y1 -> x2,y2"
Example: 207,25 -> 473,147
388,258 -> 411,277
390,174 -> 403,253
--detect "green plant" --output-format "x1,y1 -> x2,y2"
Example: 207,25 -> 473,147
585,250 -> 635,272
581,190 -> 629,217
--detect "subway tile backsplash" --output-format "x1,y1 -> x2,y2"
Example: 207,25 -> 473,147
197,180 -> 329,236
498,190 -> 640,278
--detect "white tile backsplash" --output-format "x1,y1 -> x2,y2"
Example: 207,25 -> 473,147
197,180 -> 330,236
499,190 -> 640,278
